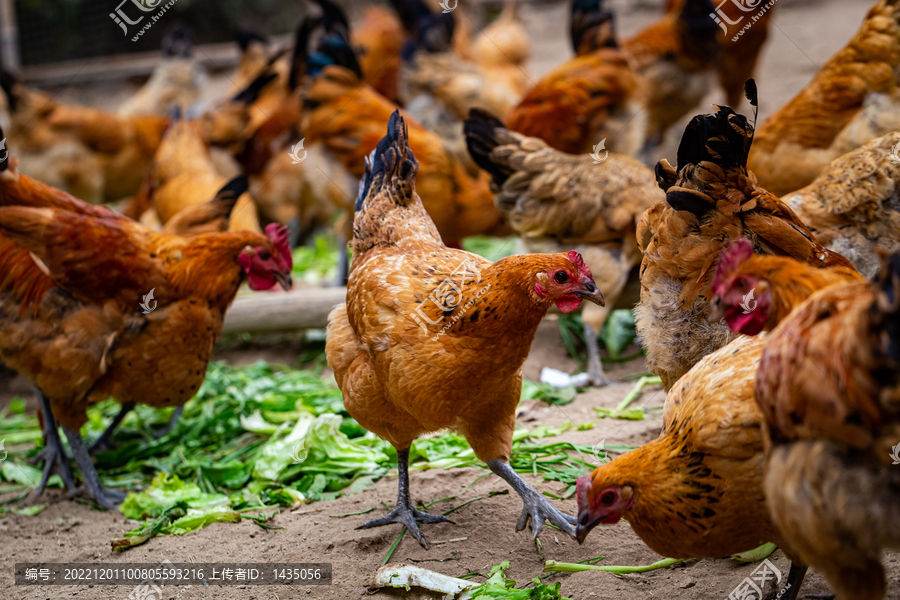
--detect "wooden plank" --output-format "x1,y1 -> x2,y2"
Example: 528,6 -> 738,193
222,287 -> 347,334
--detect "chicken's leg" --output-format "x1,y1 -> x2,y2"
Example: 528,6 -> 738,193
356,448 -> 453,549
62,426 -> 125,510
583,322 -> 610,387
153,405 -> 183,439
336,232 -> 349,287
487,460 -> 576,540
772,562 -> 812,600
88,402 -> 135,454
29,388 -> 75,495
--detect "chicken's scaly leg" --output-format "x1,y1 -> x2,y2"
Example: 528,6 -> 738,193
487,460 -> 576,540
62,426 -> 125,510
772,562 -> 813,600
336,233 -> 349,287
88,402 -> 135,454
153,405 -> 183,439
29,388 -> 75,495
356,448 -> 453,549
583,322 -> 611,387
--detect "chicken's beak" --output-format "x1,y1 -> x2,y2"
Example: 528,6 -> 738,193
575,510 -> 603,545
274,271 -> 293,292
707,296 -> 726,323
574,281 -> 605,307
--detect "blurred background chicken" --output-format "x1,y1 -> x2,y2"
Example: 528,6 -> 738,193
782,131 -> 900,279
749,0 -> 900,196
505,0 -> 645,157
130,115 -> 261,234
0,146 -> 292,508
117,23 -> 208,118
622,0 -> 720,157
299,19 -> 509,253
465,109 -> 662,386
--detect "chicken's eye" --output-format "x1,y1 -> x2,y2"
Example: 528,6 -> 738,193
258,250 -> 271,260
736,279 -> 747,291
600,491 -> 616,506
554,271 -> 569,284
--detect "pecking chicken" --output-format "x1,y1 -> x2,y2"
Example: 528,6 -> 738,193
708,238 -> 861,337
136,115 -> 262,234
0,149 -> 293,508
505,0 -> 645,157
326,112 -> 605,547
748,0 -> 900,196
622,0 -> 720,155
781,131 -> 900,279
300,26 -> 509,248
464,108 -> 663,386
575,333 -> 775,556
752,254 -> 900,600
636,82 -> 855,391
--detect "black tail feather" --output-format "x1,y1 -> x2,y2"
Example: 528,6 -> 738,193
214,175 -> 249,209
289,15 -> 322,90
0,71 -> 17,113
570,0 -> 617,55
235,29 -> 269,52
463,108 -> 514,188
312,30 -> 363,80
232,69 -> 278,104
311,0 -> 351,36
387,0 -> 434,36
356,110 -> 418,212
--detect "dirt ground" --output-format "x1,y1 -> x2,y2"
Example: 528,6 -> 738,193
3,0 -> 898,598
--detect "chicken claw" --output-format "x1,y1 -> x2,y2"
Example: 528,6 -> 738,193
357,449 -> 453,549
487,460 -> 577,540
30,388 -> 75,495
62,426 -> 125,510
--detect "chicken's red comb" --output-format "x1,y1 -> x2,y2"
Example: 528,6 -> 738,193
265,223 -> 293,268
712,238 -> 754,293
568,251 -> 594,281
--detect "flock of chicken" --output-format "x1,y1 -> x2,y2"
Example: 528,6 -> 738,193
1,0 -> 899,598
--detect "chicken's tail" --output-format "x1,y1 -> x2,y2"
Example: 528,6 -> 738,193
310,0 -> 351,36
387,0 -> 434,37
657,79 -> 758,216
570,0 -> 617,56
356,110 -> 418,213
402,11 -> 455,59
235,29 -> 268,52
162,176 -> 247,236
231,68 -> 278,104
463,108 -> 517,188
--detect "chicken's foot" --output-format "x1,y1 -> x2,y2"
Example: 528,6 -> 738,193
29,388 -> 75,495
584,322 -> 611,387
62,426 -> 125,510
357,448 -> 453,549
88,402 -> 135,454
487,459 -> 577,540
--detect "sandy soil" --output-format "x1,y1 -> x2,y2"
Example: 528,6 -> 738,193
3,0 -> 897,598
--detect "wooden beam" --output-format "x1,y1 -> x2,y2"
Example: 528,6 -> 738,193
222,287 -> 347,334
